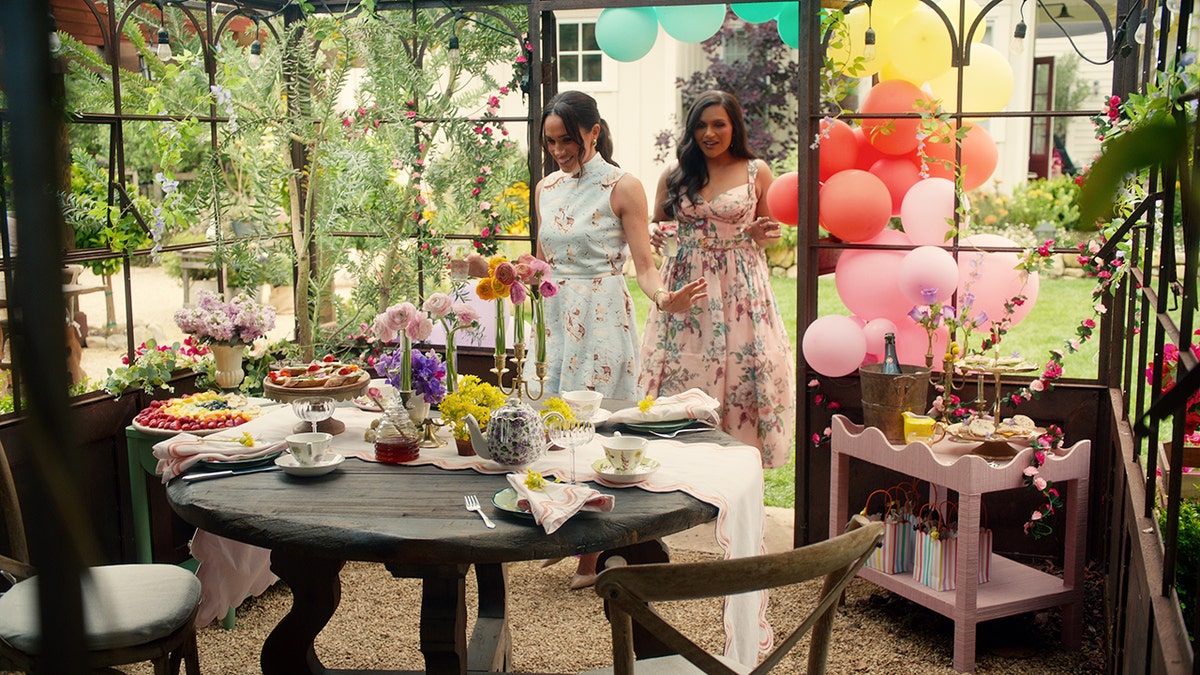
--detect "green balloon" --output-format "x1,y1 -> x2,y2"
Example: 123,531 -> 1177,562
775,2 -> 800,49
731,2 -> 784,23
595,7 -> 659,62
655,4 -> 727,43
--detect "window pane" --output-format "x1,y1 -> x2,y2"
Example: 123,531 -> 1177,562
560,55 -> 579,82
582,54 -> 603,82
559,23 -> 579,52
582,23 -> 599,51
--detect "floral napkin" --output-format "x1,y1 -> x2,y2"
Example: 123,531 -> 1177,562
607,388 -> 721,426
153,433 -> 288,483
506,472 -> 614,535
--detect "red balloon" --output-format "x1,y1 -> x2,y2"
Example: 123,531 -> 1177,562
853,126 -> 890,171
819,119 -> 858,181
860,80 -> 930,156
924,122 -> 999,191
869,157 -> 921,216
766,171 -> 799,226
819,170 -> 891,242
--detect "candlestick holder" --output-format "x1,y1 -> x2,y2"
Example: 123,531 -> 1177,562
419,417 -> 448,448
494,342 -> 547,401
925,351 -> 963,424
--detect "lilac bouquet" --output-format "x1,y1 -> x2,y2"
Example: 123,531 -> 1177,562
173,290 -> 276,345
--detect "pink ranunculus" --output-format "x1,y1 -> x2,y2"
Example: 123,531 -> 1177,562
517,253 -> 535,266
1030,379 -> 1045,392
451,303 -> 480,326
387,302 -> 418,330
1023,466 -> 1039,477
509,281 -> 528,305
513,262 -> 533,283
494,262 -> 517,286
407,316 -> 434,341
539,280 -> 558,298
528,258 -> 551,276
372,315 -> 398,343
423,293 -> 453,318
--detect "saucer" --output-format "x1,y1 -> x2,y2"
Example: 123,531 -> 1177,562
274,452 -> 345,477
491,487 -> 535,520
591,457 -> 660,485
588,408 -> 612,424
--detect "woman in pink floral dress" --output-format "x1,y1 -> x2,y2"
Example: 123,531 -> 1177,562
638,91 -> 796,468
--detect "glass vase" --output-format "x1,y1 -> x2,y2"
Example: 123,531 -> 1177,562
211,343 -> 245,391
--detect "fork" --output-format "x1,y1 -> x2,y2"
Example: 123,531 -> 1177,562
647,426 -> 715,439
464,495 -> 495,529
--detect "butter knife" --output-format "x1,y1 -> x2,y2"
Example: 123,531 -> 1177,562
182,465 -> 281,482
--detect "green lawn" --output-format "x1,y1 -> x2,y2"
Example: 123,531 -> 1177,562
629,274 -> 1100,507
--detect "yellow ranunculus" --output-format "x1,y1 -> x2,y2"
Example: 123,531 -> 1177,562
476,278 -> 496,301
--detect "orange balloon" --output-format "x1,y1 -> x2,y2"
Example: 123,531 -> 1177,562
923,122 -> 998,191
766,171 -> 800,226
869,156 -> 922,216
819,170 -> 892,242
860,80 -> 931,156
819,119 -> 858,181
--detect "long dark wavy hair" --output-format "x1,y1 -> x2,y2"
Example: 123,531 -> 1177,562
540,90 -> 617,175
663,90 -> 757,218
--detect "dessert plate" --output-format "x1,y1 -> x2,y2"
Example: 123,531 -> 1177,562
592,457 -> 660,485
619,419 -> 704,434
195,450 -> 282,471
274,452 -> 345,477
491,487 -> 534,520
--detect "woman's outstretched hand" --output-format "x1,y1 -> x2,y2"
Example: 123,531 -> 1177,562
747,216 -> 782,246
659,278 -> 708,314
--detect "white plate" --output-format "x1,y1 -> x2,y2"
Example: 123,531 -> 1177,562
274,452 -> 345,477
592,457 -> 660,485
352,380 -> 395,412
491,487 -> 534,520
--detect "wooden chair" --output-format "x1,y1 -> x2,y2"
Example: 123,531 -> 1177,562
0,439 -> 202,674
584,515 -> 884,675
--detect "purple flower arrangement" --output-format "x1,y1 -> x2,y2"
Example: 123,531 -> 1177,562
375,347 -> 446,404
173,290 -> 276,345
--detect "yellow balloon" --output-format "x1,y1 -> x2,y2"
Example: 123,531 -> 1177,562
937,0 -> 986,43
889,7 -> 951,84
826,7 -> 890,77
878,59 -> 914,83
928,42 -> 1015,114
873,0 -> 920,28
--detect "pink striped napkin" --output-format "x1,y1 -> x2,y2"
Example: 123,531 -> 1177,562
505,473 -> 614,534
153,433 -> 288,482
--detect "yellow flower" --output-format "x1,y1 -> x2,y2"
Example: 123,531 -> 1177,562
638,395 -> 656,413
541,397 -> 576,422
476,278 -> 496,301
235,431 -> 255,447
524,471 -> 546,490
487,256 -> 506,275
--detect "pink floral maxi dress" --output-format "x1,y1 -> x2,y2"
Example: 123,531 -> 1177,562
638,161 -> 796,467
538,154 -> 641,399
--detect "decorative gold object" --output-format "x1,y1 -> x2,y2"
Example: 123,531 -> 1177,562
493,342 -> 547,401
419,417 -> 448,448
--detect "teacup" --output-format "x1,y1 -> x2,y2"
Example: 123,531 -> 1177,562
602,435 -> 647,474
286,432 -> 333,467
562,390 -> 603,421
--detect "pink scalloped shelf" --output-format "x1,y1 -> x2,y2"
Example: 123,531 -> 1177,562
829,415 -> 1091,673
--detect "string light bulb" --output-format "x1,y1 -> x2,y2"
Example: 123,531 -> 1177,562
863,26 -> 877,61
248,17 -> 262,68
155,1 -> 172,62
1132,11 -> 1148,45
48,12 -> 61,53
1009,19 -> 1027,54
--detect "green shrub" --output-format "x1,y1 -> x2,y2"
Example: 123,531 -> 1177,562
969,176 -> 1082,233
1160,498 -> 1200,637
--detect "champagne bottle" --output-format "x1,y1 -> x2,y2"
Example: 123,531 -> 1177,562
881,333 -> 902,374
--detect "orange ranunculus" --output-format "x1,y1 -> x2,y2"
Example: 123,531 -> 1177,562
476,278 -> 496,301
491,277 -> 511,299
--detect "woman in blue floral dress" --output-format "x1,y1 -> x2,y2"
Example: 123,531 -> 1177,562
639,91 -> 796,468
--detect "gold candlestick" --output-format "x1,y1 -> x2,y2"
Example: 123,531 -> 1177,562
495,342 -> 547,401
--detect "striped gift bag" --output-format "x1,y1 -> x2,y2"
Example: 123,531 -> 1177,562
860,487 -> 917,574
911,500 -> 992,591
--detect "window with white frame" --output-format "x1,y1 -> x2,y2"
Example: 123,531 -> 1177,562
558,20 -> 603,84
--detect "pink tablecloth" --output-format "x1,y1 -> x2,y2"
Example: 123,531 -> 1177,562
188,406 -> 770,664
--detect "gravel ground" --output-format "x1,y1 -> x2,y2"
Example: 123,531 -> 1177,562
101,549 -> 1104,675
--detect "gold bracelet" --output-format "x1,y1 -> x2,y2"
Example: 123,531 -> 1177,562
652,288 -> 669,311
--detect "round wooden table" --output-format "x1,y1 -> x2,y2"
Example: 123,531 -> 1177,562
167,450 -> 719,674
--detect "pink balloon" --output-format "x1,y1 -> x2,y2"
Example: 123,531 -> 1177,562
899,246 -> 960,306
869,157 -> 921,217
819,119 -> 858,181
834,229 -> 915,324
819,170 -> 892,242
895,321 -> 949,372
957,234 -> 1041,331
900,178 -> 958,246
802,314 -> 868,377
862,318 -> 899,357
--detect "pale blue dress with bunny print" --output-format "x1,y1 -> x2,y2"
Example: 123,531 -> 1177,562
538,153 -> 640,399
